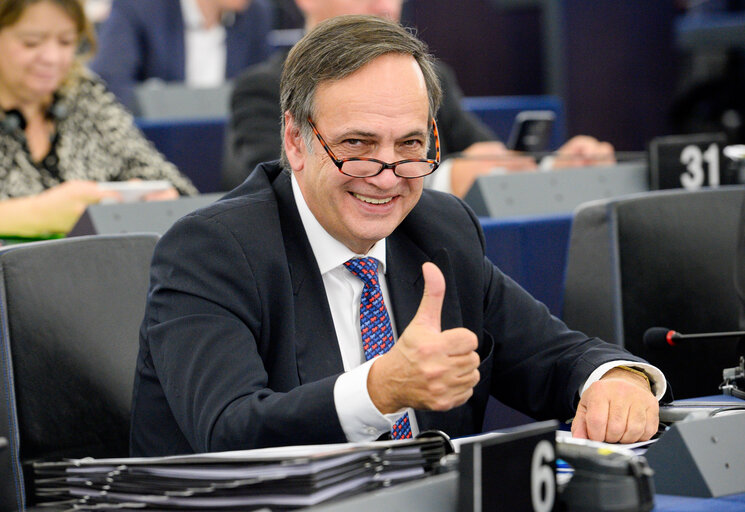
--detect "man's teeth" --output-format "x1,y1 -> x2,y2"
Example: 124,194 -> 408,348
353,193 -> 392,205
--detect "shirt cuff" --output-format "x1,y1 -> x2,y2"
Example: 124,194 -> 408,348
581,360 -> 667,400
333,358 -> 407,442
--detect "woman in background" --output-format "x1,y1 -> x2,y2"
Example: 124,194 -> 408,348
0,0 -> 197,237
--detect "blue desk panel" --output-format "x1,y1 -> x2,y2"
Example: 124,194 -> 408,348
655,493 -> 745,511
479,214 -> 573,317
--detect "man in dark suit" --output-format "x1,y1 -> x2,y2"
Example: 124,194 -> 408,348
131,15 -> 663,457
90,0 -> 275,111
222,0 -> 614,196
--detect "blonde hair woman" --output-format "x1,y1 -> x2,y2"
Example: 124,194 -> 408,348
0,0 -> 197,236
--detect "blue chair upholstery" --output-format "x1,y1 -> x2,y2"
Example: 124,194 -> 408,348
138,117 -> 226,194
461,95 -> 566,150
480,214 -> 572,317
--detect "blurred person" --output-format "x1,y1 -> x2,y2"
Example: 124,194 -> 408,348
0,0 -> 197,237
222,0 -> 615,196
90,0 -> 275,111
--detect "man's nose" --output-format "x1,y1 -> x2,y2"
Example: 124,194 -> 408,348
365,164 -> 403,189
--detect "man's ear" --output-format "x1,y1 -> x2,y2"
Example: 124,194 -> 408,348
284,111 -> 307,172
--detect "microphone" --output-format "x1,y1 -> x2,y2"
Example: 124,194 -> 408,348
643,327 -> 745,349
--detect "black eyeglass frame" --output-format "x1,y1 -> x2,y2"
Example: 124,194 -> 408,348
307,117 -> 441,179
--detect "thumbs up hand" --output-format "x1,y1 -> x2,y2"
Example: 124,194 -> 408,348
367,262 -> 481,414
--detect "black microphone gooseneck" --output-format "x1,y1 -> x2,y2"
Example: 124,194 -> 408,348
643,327 -> 745,349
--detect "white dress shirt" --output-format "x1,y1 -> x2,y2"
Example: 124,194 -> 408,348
180,0 -> 227,88
291,175 -> 417,441
290,174 -> 666,442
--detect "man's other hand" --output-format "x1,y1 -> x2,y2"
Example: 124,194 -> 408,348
571,367 -> 659,443
367,262 -> 481,413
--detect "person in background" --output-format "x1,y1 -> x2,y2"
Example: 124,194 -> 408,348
222,0 -> 615,197
84,0 -> 111,25
131,15 -> 664,456
0,0 -> 197,237
90,0 -> 275,112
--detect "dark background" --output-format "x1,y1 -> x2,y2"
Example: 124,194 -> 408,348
274,0 -> 743,152
403,0 -> 683,151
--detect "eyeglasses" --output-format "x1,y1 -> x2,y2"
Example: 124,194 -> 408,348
307,117 -> 440,179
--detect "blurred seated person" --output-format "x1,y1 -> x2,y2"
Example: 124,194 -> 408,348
0,0 -> 197,237
90,0 -> 275,112
222,0 -> 615,197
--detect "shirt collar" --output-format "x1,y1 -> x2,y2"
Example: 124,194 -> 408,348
180,0 -> 205,30
290,172 -> 387,275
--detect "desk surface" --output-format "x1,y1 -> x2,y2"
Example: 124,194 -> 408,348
302,468 -> 745,512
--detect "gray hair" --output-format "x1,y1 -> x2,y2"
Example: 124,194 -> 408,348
279,14 -> 442,168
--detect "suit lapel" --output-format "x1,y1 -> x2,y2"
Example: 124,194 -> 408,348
273,172 -> 345,384
386,234 -> 463,333
386,233 -> 466,434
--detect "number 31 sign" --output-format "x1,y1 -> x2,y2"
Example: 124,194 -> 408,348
649,133 -> 734,190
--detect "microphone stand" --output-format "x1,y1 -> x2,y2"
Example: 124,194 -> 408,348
720,356 -> 745,399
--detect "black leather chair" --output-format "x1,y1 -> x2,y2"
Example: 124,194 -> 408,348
0,233 -> 158,511
562,186 -> 745,400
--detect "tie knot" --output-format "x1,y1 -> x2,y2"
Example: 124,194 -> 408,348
344,257 -> 379,285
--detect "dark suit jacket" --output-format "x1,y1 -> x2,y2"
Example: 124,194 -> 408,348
130,161 -> 649,456
221,56 -> 497,190
90,0 -> 275,111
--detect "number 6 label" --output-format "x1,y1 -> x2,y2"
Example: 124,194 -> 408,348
531,439 -> 556,512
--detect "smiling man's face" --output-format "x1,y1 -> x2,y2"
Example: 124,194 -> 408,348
285,53 -> 430,254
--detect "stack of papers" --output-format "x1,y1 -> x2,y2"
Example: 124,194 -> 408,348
32,436 -> 452,510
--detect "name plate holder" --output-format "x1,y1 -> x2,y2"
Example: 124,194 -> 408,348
648,132 -> 736,190
458,420 -> 558,512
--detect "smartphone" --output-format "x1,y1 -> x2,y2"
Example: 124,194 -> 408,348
507,110 -> 556,152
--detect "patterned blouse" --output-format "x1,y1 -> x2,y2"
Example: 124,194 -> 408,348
0,72 -> 198,199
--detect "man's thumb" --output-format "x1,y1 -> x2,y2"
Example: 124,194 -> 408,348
413,262 -> 445,331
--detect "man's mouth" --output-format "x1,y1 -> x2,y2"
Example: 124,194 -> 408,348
352,192 -> 393,205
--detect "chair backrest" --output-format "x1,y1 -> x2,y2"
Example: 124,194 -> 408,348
562,186 -> 745,399
0,233 -> 158,511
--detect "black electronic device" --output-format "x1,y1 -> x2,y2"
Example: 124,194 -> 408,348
557,441 -> 655,512
507,110 -> 555,152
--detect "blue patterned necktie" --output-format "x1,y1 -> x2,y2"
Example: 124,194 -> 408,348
344,257 -> 412,439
